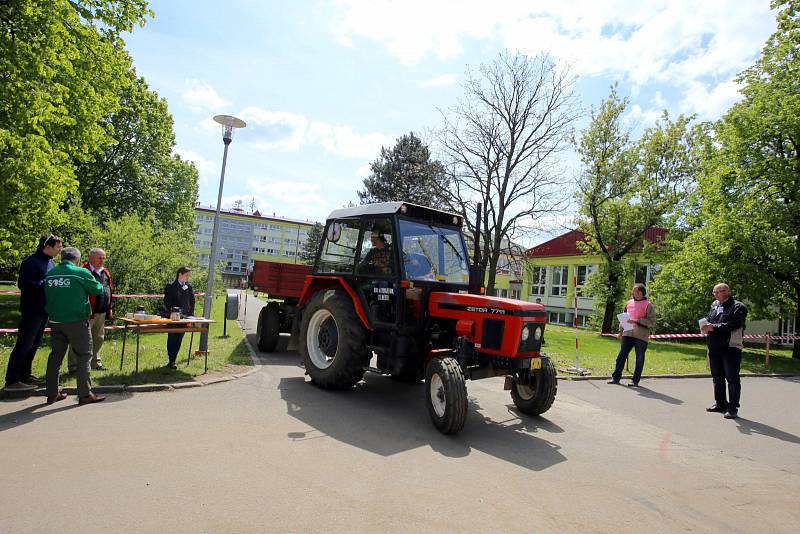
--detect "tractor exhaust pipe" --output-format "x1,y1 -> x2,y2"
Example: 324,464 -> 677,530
468,202 -> 484,295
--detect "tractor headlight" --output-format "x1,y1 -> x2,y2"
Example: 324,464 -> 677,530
521,325 -> 530,341
533,326 -> 543,341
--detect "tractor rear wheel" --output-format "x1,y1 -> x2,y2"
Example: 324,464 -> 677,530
300,289 -> 367,389
425,356 -> 467,435
511,356 -> 557,415
257,302 -> 280,352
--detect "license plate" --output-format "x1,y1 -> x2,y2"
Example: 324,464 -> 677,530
531,358 -> 542,370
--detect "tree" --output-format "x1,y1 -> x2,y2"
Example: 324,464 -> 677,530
576,87 -> 697,332
75,70 -> 198,234
438,52 -> 579,294
298,222 -> 324,265
0,0 -> 151,274
653,0 -> 800,357
358,132 -> 447,206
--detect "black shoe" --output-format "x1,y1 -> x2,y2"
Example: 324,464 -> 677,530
706,404 -> 727,413
607,379 -> 620,385
91,363 -> 107,371
724,410 -> 738,419
627,382 -> 640,388
24,375 -> 45,385
164,362 -> 178,370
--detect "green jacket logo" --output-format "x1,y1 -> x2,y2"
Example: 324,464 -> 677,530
47,278 -> 71,287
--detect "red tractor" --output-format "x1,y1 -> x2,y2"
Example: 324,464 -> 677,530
256,202 -> 555,434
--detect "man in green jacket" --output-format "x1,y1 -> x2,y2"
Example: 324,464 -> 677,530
43,247 -> 106,405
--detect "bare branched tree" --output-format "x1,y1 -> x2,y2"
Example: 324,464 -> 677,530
437,51 -> 580,293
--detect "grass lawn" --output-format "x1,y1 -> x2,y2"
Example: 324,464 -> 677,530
1,285 -> 251,386
543,324 -> 800,376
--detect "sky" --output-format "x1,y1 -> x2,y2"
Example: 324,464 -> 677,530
124,0 -> 778,244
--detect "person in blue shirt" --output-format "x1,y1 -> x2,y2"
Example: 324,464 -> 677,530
3,234 -> 63,392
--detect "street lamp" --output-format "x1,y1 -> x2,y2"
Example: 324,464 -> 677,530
199,114 -> 246,354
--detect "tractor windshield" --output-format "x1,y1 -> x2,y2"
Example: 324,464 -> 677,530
398,219 -> 470,283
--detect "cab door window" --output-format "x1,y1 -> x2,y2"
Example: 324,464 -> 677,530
316,219 -> 360,274
356,218 -> 396,277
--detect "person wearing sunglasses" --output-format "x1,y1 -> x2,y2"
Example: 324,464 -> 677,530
3,234 -> 63,392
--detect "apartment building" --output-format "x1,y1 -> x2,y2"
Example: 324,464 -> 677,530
194,205 -> 317,286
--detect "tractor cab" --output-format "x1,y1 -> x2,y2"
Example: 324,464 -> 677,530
296,201 -> 555,435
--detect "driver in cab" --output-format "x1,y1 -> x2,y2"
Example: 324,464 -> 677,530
359,232 -> 392,275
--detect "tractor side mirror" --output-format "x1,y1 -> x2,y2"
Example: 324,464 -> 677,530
327,222 -> 342,243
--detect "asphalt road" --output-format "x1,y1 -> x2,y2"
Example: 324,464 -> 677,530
1,294 -> 798,533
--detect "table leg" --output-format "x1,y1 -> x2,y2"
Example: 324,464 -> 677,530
135,327 -> 140,374
120,326 -> 128,371
186,331 -> 194,367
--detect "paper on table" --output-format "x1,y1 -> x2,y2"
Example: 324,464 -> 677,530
617,312 -> 634,331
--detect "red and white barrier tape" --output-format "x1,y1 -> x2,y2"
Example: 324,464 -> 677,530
601,332 -> 800,341
0,291 -> 205,298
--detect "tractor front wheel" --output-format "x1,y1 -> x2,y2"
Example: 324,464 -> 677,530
425,356 -> 467,435
511,356 -> 557,416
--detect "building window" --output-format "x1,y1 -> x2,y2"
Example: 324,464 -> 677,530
635,264 -> 661,285
509,288 -> 521,300
551,266 -> 568,296
529,266 -> 546,295
548,311 -> 569,325
576,265 -> 597,296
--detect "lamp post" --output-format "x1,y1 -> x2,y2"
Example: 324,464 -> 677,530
198,114 -> 246,354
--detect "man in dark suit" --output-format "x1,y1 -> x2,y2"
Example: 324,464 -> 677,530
163,266 -> 195,369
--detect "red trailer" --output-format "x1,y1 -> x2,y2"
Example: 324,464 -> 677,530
251,260 -> 311,351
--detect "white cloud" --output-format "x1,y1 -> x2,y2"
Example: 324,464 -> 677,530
331,0 -> 775,118
173,148 -> 215,186
624,104 -> 662,128
680,79 -> 743,120
182,79 -> 231,113
238,106 -> 393,159
416,74 -> 457,88
239,179 -> 328,223
355,163 -> 371,177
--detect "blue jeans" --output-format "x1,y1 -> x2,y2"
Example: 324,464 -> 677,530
612,336 -> 648,384
4,311 -> 48,386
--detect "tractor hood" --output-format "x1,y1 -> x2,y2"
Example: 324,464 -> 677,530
427,292 -> 546,357
428,292 -> 546,319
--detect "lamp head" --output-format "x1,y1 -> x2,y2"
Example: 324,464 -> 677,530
213,114 -> 246,144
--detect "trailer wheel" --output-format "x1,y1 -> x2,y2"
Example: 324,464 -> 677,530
425,356 -> 467,435
300,289 -> 367,389
256,302 -> 281,352
511,356 -> 557,415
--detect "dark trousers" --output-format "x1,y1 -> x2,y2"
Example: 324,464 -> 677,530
708,347 -> 742,410
4,311 -> 48,386
612,335 -> 648,384
46,321 -> 94,397
167,332 -> 185,363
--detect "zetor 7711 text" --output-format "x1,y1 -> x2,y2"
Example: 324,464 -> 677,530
252,202 -> 555,435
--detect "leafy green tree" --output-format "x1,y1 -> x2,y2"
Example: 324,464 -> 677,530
298,222 -> 324,265
653,0 -> 800,357
0,0 -> 151,273
75,71 -> 198,233
358,132 -> 447,206
576,87 -> 697,332
70,213 -> 206,315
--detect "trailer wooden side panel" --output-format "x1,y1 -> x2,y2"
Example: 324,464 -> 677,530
251,261 -> 312,300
